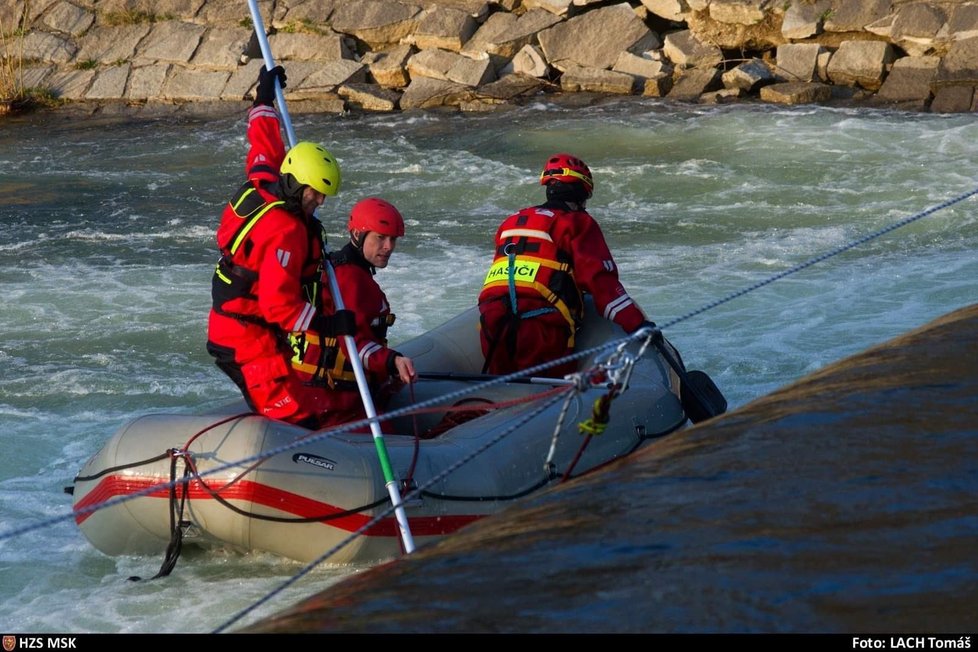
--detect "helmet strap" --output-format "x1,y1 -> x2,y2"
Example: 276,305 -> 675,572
350,229 -> 366,249
279,173 -> 306,199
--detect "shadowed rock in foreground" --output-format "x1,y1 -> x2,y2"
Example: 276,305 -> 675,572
244,302 -> 978,633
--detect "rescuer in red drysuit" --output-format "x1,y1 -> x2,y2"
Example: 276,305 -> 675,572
207,65 -> 354,427
477,153 -> 657,378
293,197 -> 417,430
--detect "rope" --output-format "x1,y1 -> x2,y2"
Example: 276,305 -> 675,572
577,394 -> 614,437
212,384 -> 574,634
129,451 -> 192,581
162,385 -> 570,526
5,183 -> 976,628
2,372 -> 579,544
8,185 -> 974,547
657,186 -> 978,331
482,185 -> 978,379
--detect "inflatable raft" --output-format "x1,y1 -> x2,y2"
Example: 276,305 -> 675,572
70,301 -> 722,566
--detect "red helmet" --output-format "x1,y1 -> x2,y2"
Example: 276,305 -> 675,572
539,153 -> 593,198
347,197 -> 405,237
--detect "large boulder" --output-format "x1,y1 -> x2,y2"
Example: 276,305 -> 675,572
135,21 -> 206,64
934,36 -> 978,86
161,68 -> 231,101
20,31 -> 77,64
537,3 -> 659,71
686,0 -> 785,49
40,1 -> 94,37
876,55 -> 939,103
823,0 -> 894,35
930,85 -> 976,113
759,80 -> 832,104
638,0 -> 689,23
781,0 -> 831,40
411,5 -> 478,52
668,66 -> 721,100
946,3 -> 978,41
330,0 -> 423,49
408,48 -> 496,87
85,64 -> 130,100
268,30 -> 353,62
885,3 -> 947,57
272,0 -> 341,27
75,24 -> 151,63
362,44 -> 415,88
399,76 -> 472,109
559,64 -> 636,94
193,27 -> 254,68
462,9 -> 562,60
826,39 -> 896,90
663,29 -> 723,69
776,43 -> 829,83
721,58 -> 776,93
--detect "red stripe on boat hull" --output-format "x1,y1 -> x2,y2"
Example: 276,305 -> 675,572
73,475 -> 483,537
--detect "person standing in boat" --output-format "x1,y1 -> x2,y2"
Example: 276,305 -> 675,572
293,197 -> 417,429
207,64 -> 355,428
478,153 -> 656,377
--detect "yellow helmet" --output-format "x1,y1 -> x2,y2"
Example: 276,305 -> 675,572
280,141 -> 341,196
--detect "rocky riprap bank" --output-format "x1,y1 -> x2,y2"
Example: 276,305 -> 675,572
6,0 -> 978,118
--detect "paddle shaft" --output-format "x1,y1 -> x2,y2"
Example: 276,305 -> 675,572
245,0 -> 415,554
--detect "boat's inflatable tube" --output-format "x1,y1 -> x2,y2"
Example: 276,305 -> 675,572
72,302 -> 690,564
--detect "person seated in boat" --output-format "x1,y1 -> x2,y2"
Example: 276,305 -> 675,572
292,197 -> 417,430
206,64 -> 355,429
477,152 -> 657,378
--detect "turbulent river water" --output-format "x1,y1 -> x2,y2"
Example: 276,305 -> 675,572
0,97 -> 975,633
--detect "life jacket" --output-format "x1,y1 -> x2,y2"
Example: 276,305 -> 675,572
211,180 -> 323,334
289,245 -> 396,391
478,206 -> 584,347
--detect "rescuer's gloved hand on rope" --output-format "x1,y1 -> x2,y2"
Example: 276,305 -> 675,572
633,320 -> 663,346
313,309 -> 356,337
254,65 -> 286,106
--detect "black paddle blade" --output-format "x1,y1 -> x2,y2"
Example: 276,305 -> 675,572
681,370 -> 727,423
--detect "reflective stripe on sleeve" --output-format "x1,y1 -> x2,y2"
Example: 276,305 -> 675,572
360,341 -> 382,366
604,294 -> 635,322
293,303 -> 317,332
249,105 -> 278,122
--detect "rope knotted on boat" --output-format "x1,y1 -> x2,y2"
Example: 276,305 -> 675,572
578,393 -> 614,437
574,337 -> 635,439
128,447 -> 192,582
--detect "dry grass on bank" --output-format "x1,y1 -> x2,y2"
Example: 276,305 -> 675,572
1,10 -> 60,116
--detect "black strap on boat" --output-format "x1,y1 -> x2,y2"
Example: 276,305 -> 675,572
200,484 -> 389,523
72,451 -> 172,483
128,450 -> 191,582
66,450 -> 173,496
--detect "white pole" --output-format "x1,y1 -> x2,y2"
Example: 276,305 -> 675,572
246,0 -> 415,554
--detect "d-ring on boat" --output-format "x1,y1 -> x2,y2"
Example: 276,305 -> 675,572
69,300 -> 725,566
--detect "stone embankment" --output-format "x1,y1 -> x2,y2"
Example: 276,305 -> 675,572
5,0 -> 978,118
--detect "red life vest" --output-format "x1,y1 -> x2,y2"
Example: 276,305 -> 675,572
289,246 -> 396,390
211,180 -> 323,333
478,206 -> 584,346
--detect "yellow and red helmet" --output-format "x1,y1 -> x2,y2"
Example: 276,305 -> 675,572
539,153 -> 593,198
348,197 -> 404,237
